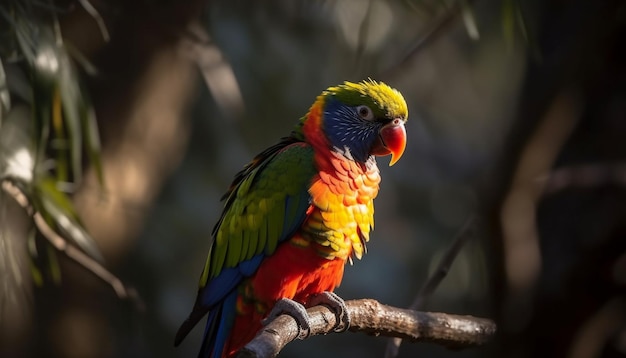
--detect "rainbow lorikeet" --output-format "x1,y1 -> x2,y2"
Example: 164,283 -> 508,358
175,79 -> 408,357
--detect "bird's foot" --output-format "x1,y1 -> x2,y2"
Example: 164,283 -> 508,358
308,291 -> 350,332
263,298 -> 311,339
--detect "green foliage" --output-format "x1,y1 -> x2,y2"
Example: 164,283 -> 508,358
0,0 -> 105,288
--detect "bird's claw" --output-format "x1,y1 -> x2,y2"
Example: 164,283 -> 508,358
263,298 -> 312,339
262,292 -> 350,339
308,291 -> 350,332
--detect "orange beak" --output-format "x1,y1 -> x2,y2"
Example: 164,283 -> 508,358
371,119 -> 407,166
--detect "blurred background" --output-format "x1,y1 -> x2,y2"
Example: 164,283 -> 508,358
1,0 -> 625,357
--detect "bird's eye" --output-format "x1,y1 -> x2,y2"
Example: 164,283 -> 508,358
356,105 -> 374,120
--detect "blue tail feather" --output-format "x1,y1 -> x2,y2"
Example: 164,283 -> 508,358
199,290 -> 238,358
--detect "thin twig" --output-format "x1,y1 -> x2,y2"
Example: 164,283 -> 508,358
410,215 -> 476,310
1,179 -> 144,311
538,163 -> 626,194
380,0 -> 475,78
77,0 -> 110,42
385,215 -> 477,358
237,298 -> 495,358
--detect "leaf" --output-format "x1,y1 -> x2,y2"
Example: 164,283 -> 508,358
0,58 -> 10,128
502,0 -> 516,48
33,176 -> 104,262
27,230 -> 44,286
81,94 -> 104,186
0,187 -> 33,322
13,17 -> 38,66
3,63 -> 32,105
27,26 -> 84,183
56,48 -> 85,184
461,0 -> 480,41
16,21 -> 103,186
0,105 -> 35,184
51,85 -> 69,183
501,0 -> 541,61
27,227 -> 62,285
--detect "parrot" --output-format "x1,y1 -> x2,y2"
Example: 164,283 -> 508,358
175,79 -> 408,357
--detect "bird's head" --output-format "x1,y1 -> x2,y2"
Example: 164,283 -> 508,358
300,79 -> 408,166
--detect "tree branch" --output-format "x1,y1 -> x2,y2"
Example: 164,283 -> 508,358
237,299 -> 496,358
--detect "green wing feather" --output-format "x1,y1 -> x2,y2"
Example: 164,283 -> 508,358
200,139 -> 317,286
